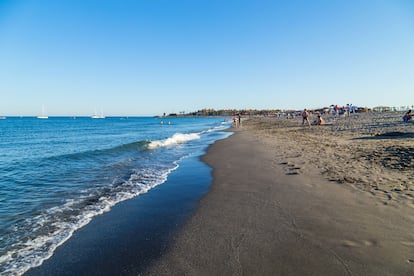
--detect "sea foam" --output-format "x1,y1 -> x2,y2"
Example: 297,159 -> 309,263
148,133 -> 200,149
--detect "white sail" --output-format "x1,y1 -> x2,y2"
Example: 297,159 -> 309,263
37,105 -> 48,119
91,108 -> 105,119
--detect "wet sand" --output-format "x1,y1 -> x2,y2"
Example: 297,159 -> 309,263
147,112 -> 414,275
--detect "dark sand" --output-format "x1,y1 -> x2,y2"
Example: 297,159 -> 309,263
147,124 -> 414,275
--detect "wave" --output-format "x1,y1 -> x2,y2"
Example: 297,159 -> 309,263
74,140 -> 150,157
41,141 -> 150,165
46,132 -> 203,163
47,128 -> 227,163
148,132 -> 200,149
106,140 -> 150,153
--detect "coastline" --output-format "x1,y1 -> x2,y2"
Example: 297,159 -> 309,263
25,112 -> 414,275
147,113 -> 414,275
26,154 -> 215,275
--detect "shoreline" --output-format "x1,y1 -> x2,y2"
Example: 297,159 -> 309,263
147,113 -> 414,275
26,154 -> 215,275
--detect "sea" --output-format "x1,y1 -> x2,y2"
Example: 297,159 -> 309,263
0,116 -> 231,275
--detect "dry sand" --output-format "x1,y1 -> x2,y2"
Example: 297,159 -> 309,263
147,112 -> 414,275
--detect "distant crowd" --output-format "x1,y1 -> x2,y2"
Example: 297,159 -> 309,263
231,105 -> 413,128
279,104 -> 357,120
277,104 -> 414,126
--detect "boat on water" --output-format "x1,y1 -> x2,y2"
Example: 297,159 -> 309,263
0,116 -> 6,120
37,105 -> 48,119
91,114 -> 105,119
91,108 -> 105,119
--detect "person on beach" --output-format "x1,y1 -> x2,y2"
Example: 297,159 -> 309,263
403,110 -> 412,122
302,109 -> 311,127
334,105 -> 340,116
312,113 -> 326,125
238,114 -> 242,127
233,115 -> 238,127
346,104 -> 351,117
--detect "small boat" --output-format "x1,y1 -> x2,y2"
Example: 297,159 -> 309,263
91,108 -> 105,119
37,105 -> 48,119
0,116 -> 6,120
91,114 -> 105,119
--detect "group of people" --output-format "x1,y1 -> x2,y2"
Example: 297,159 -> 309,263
232,114 -> 242,128
301,109 -> 326,127
302,108 -> 413,125
328,104 -> 356,116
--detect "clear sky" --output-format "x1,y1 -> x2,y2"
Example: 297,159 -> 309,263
1,0 -> 413,116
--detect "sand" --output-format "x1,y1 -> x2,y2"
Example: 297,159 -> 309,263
147,112 -> 414,275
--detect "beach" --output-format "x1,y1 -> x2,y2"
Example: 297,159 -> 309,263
24,113 -> 414,275
147,112 -> 414,275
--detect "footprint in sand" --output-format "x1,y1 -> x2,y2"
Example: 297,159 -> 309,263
362,239 -> 378,246
341,240 -> 359,248
401,241 -> 414,247
286,167 -> 300,175
279,162 -> 301,175
341,239 -> 378,248
286,171 -> 299,175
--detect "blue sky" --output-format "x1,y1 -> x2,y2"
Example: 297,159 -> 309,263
0,0 -> 413,116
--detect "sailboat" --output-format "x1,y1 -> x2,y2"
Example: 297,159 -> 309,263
91,108 -> 105,119
37,105 -> 48,119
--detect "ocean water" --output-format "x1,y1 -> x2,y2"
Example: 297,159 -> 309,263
0,116 -> 231,275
